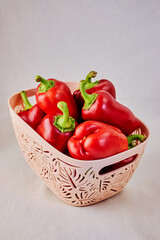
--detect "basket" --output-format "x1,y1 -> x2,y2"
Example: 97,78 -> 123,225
8,82 -> 149,207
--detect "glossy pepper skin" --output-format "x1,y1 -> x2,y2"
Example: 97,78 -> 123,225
36,101 -> 78,153
73,71 -> 116,108
68,121 -> 146,160
35,75 -> 79,120
68,121 -> 127,160
80,80 -> 140,136
18,91 -> 45,130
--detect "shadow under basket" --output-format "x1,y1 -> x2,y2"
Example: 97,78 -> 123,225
8,82 -> 149,207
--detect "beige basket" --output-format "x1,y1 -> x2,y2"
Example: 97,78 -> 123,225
8,82 -> 149,207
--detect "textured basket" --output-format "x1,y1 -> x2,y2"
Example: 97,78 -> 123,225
8,82 -> 149,207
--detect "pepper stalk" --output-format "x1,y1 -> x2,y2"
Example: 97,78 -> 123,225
35,75 -> 55,93
127,134 -> 146,149
84,71 -> 100,90
20,91 -> 33,111
54,101 -> 75,133
80,80 -> 98,110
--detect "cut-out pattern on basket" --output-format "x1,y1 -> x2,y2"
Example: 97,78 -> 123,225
13,123 -> 142,206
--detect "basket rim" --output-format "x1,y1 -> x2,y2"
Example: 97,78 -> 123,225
8,86 -> 150,166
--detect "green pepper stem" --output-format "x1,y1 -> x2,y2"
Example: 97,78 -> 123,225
85,71 -> 97,83
20,91 -> 32,110
35,75 -> 55,93
35,75 -> 48,84
57,102 -> 72,128
84,71 -> 99,90
127,134 -> 146,149
80,80 -> 98,110
53,102 -> 76,133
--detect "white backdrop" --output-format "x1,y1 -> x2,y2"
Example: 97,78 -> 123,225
1,1 -> 160,240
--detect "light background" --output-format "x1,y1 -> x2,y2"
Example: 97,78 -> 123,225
1,1 -> 160,239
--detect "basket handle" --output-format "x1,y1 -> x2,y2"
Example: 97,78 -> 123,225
98,154 -> 139,175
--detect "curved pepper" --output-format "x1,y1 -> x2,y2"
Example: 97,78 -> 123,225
36,101 -> 78,153
35,75 -> 79,120
73,71 -> 116,108
68,121 -> 145,160
80,80 -> 140,136
18,91 -> 45,129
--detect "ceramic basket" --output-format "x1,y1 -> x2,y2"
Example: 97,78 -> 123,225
8,82 -> 149,207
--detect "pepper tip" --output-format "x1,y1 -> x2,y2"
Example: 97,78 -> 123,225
35,75 -> 42,82
89,71 -> 97,78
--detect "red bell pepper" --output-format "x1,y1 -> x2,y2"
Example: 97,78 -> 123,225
35,75 -> 79,120
18,91 -> 45,130
36,101 -> 78,153
73,71 -> 116,108
80,80 -> 140,136
68,121 -> 145,160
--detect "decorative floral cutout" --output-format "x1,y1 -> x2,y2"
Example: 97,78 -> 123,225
13,123 -> 141,206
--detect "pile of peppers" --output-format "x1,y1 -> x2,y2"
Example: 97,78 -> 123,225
17,71 -> 146,161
